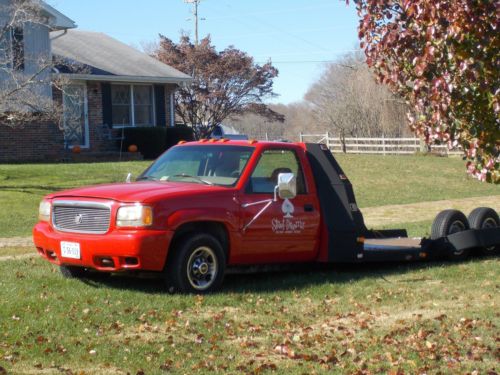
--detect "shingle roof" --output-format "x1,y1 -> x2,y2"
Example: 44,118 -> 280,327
51,30 -> 191,83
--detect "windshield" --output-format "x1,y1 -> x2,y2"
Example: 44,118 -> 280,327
140,145 -> 254,186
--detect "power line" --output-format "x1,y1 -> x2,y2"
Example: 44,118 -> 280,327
256,61 -> 358,69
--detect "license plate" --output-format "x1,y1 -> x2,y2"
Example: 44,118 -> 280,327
61,241 -> 81,259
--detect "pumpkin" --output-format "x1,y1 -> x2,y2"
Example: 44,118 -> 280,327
72,146 -> 81,154
128,144 -> 138,153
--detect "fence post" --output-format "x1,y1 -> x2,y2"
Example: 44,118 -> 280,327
326,131 -> 330,150
382,134 -> 386,155
299,132 -> 303,142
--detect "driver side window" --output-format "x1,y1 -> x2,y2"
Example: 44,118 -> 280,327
247,149 -> 306,194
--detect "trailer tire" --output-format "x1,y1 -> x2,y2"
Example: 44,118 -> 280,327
164,233 -> 226,294
431,209 -> 470,260
468,207 -> 499,255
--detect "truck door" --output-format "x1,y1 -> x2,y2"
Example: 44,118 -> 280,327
239,148 -> 321,263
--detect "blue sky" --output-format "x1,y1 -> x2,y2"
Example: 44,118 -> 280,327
46,0 -> 360,104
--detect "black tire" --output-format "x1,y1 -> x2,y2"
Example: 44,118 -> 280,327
468,207 -> 499,255
165,233 -> 226,294
60,265 -> 88,279
431,209 -> 470,260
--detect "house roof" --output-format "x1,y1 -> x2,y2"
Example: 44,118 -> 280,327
51,30 -> 192,84
39,1 -> 77,30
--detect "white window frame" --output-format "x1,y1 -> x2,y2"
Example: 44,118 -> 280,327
62,82 -> 90,149
111,83 -> 156,128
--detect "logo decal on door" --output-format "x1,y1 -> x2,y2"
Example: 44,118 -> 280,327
282,199 -> 294,218
272,199 -> 305,234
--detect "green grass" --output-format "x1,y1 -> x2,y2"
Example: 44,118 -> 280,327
0,256 -> 497,374
0,161 -> 150,237
0,154 -> 498,238
0,155 -> 498,374
334,154 -> 499,207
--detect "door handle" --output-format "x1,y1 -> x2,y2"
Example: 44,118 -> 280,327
304,204 -> 314,212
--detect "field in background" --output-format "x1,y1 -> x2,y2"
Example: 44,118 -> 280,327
0,154 -> 498,238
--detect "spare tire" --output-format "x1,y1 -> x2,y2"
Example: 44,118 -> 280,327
431,209 -> 470,260
468,207 -> 499,255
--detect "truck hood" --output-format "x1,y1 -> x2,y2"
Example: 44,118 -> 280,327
48,181 -> 228,203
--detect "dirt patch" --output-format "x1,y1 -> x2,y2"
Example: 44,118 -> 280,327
0,253 -> 36,262
0,236 -> 32,248
362,195 -> 500,227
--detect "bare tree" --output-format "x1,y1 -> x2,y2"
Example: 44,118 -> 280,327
0,0 -> 72,127
305,52 -> 410,150
226,102 -> 315,142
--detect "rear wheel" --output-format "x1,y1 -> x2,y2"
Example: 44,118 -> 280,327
468,207 -> 499,255
165,233 -> 226,294
431,209 -> 470,260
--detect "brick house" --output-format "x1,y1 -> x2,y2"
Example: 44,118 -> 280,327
0,1 -> 191,162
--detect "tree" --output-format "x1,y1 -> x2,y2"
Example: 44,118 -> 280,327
348,0 -> 499,182
154,35 -> 284,138
305,52 -> 409,150
0,0 -> 67,127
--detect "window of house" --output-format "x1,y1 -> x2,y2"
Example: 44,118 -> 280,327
11,26 -> 24,71
247,149 -> 307,194
111,84 -> 154,127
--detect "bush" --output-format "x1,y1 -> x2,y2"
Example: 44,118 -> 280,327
122,127 -> 167,159
166,125 -> 195,149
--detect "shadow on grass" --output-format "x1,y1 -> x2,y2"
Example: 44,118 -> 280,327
78,255 -> 497,295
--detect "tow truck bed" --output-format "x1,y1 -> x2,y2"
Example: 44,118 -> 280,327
305,143 -> 499,263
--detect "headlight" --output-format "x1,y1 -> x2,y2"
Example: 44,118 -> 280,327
116,205 -> 153,227
39,200 -> 51,222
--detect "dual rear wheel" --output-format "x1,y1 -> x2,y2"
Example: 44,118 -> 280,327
431,207 -> 499,260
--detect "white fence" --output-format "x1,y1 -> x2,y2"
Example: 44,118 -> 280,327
299,132 -> 462,156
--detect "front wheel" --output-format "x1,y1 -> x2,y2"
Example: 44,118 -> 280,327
165,234 -> 226,294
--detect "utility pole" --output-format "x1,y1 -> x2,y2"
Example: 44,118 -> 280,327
184,0 -> 202,45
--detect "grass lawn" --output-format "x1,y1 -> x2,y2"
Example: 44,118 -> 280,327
0,155 -> 498,374
0,154 -> 498,238
0,254 -> 497,374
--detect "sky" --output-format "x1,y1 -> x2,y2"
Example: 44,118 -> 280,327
46,0 -> 361,104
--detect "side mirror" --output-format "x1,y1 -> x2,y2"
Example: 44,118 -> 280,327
277,173 -> 296,200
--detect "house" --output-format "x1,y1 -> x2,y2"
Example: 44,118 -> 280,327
50,30 -> 191,153
0,0 -> 76,99
0,0 -> 191,162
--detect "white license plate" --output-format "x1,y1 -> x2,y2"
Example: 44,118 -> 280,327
61,241 -> 81,259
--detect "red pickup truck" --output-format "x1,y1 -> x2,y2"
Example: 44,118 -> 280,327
33,141 -> 499,293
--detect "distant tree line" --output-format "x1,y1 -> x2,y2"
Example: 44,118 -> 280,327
226,52 -> 411,143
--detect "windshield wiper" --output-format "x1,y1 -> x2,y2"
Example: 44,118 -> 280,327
136,176 -> 158,181
169,174 -> 213,185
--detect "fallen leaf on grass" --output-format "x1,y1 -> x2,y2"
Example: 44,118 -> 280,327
274,344 -> 296,359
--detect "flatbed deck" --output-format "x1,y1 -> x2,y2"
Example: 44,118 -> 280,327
364,238 -> 422,251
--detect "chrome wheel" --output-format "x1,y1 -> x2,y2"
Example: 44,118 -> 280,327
186,246 -> 218,291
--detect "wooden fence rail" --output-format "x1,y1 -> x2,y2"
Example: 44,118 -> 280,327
299,132 -> 462,156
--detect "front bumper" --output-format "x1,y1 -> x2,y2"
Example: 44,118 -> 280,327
33,222 -> 174,272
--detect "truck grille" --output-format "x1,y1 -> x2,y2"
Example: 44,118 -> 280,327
52,201 -> 111,234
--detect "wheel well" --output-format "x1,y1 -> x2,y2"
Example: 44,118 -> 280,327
166,221 -> 230,266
